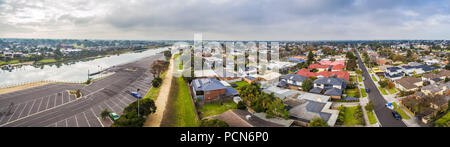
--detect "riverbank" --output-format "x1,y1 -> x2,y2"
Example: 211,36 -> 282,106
0,81 -> 54,95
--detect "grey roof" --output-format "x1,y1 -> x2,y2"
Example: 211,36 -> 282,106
280,74 -> 307,83
192,78 -> 226,91
288,100 -> 332,122
245,76 -> 257,81
313,77 -> 345,85
225,87 -> 239,96
309,87 -> 323,94
324,88 -> 343,96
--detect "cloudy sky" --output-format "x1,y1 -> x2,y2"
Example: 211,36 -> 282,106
0,0 -> 449,40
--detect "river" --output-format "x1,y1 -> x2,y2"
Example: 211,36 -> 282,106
0,47 -> 168,88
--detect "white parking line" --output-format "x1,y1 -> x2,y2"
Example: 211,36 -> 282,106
17,102 -> 29,118
103,102 -> 116,113
45,96 -> 51,110
83,112 -> 91,127
65,119 -> 68,127
74,115 -> 79,127
6,105 -> 20,122
27,99 -> 37,116
114,96 -> 129,106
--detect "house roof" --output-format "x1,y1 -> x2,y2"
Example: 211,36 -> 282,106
395,77 -> 422,90
324,88 -> 343,96
309,87 -> 323,94
423,70 -> 450,79
297,92 -> 331,102
225,87 -> 239,96
308,64 -> 330,69
210,109 -> 285,127
192,78 -> 226,91
280,74 -> 308,83
331,64 -> 346,70
313,77 -> 345,85
296,68 -> 350,81
288,99 -> 332,123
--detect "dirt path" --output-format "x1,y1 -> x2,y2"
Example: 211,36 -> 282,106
143,56 -> 174,127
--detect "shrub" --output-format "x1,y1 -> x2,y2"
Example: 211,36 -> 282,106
200,119 -> 229,127
152,77 -> 163,88
309,117 -> 328,127
237,101 -> 246,110
365,100 -> 375,112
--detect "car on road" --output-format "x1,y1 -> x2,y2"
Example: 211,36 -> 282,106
362,77 -> 365,81
109,113 -> 120,121
391,111 -> 402,120
385,102 -> 394,110
365,88 -> 370,93
126,90 -> 142,99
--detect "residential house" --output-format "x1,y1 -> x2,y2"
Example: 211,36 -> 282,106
285,98 -> 339,127
310,77 -> 346,99
308,64 -> 331,72
297,68 -> 350,81
278,74 -> 308,90
394,77 -> 423,91
192,78 -> 231,101
209,109 -> 289,127
422,70 -> 450,83
421,82 -> 450,97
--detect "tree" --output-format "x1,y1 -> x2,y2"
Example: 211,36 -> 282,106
266,98 -> 289,119
150,60 -> 169,78
307,50 -> 315,65
163,50 -> 172,60
365,100 -> 375,112
237,101 -> 246,110
301,78 -> 314,92
200,119 -> 229,127
309,117 -> 328,127
152,77 -> 163,88
112,98 -> 157,127
378,80 -> 388,88
100,109 -> 111,120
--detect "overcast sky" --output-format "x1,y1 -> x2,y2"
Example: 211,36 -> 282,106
0,0 -> 449,40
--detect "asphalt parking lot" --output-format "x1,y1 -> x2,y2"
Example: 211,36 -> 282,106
0,54 -> 163,127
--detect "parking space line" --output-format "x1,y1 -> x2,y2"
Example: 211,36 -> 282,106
18,101 -> 31,118
74,115 -> 79,127
6,104 -> 20,122
114,96 -> 129,107
44,96 -> 51,110
27,99 -> 37,116
65,119 -> 68,127
83,112 -> 91,127
89,108 -> 103,127
103,102 -> 117,113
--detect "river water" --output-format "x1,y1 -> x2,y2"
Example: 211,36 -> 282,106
0,47 -> 168,88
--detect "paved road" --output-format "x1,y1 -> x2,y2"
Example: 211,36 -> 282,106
0,53 -> 164,127
355,50 -> 407,127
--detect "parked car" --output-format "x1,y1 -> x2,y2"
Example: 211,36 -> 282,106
385,102 -> 394,110
391,111 -> 402,120
365,88 -> 370,93
362,77 -> 365,81
126,90 -> 142,99
109,113 -> 120,121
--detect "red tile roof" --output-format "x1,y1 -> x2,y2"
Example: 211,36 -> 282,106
308,64 -> 330,69
296,69 -> 349,81
331,64 -> 346,70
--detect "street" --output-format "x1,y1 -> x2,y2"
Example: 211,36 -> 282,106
355,50 -> 407,127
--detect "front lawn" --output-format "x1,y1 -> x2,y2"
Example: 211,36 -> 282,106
360,88 -> 367,97
393,102 -> 411,120
231,81 -> 249,91
358,74 -> 363,82
367,110 -> 378,125
435,112 -> 450,127
387,88 -> 397,94
378,86 -> 388,95
197,102 -> 237,118
338,106 -> 365,126
346,88 -> 361,98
